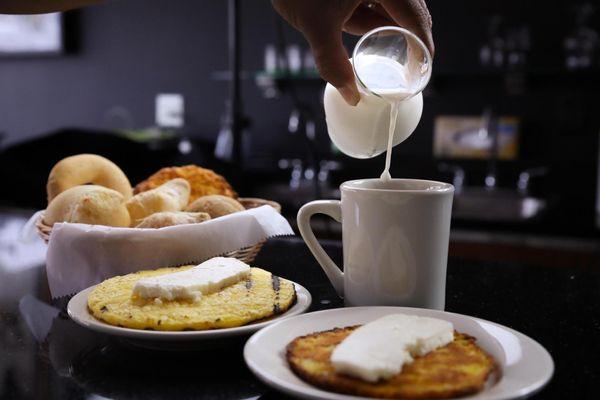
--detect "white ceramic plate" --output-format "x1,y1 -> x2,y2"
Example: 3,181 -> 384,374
244,306 -> 554,400
67,282 -> 311,342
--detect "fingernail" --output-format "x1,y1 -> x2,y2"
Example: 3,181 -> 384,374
338,85 -> 360,106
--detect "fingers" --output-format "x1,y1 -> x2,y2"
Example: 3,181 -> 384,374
271,0 -> 362,106
271,0 -> 432,104
380,0 -> 434,56
304,27 -> 360,106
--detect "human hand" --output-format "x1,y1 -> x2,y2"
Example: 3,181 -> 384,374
272,0 -> 433,106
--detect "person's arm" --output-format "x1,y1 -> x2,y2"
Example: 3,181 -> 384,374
0,0 -> 102,14
272,0 -> 433,106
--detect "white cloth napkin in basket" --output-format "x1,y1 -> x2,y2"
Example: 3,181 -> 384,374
43,205 -> 293,298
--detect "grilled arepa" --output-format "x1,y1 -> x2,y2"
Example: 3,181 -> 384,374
134,165 -> 237,202
88,267 -> 295,331
287,326 -> 497,399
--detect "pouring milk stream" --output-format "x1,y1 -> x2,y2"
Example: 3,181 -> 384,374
323,27 -> 431,174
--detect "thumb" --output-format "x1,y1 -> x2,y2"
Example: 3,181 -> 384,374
305,29 -> 360,106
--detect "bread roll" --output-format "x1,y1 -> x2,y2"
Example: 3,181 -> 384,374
126,178 -> 190,225
47,154 -> 133,203
185,195 -> 245,218
134,165 -> 237,202
44,185 -> 130,227
135,211 -> 211,229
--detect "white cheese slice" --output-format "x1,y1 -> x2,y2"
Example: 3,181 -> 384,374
330,314 -> 454,382
132,257 -> 250,302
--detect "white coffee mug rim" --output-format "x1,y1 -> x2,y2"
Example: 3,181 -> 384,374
341,178 -> 454,194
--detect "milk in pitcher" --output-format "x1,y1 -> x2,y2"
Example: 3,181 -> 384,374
323,70 -> 422,162
323,36 -> 428,179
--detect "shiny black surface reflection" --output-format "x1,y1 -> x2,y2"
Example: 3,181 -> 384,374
70,341 -> 260,399
1,237 -> 599,399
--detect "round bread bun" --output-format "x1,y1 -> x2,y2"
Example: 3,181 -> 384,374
135,211 -> 211,229
126,178 -> 190,225
185,195 -> 245,218
44,185 -> 130,227
47,154 -> 133,203
134,165 -> 237,202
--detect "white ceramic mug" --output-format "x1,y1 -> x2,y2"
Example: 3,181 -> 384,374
297,178 -> 454,310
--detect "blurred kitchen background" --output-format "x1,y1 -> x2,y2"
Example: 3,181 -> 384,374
1,0 -> 600,269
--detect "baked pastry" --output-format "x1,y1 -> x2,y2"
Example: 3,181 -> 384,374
88,266 -> 296,330
287,326 -> 497,399
134,165 -> 237,202
44,185 -> 130,227
135,211 -> 211,228
47,154 -> 133,203
126,178 -> 190,225
185,195 -> 245,218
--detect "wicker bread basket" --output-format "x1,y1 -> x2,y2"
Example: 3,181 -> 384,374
36,197 -> 281,264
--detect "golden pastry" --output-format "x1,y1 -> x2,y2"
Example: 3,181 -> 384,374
47,154 -> 132,203
134,165 -> 237,202
125,178 -> 190,225
287,327 -> 497,399
135,211 -> 211,228
185,195 -> 245,218
88,266 -> 296,330
44,185 -> 130,227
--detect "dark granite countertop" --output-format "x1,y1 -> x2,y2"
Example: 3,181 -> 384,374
1,237 -> 598,400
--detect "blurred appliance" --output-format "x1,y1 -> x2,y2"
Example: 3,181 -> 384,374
447,185 -> 547,222
433,114 -> 520,160
0,13 -> 62,55
436,109 -> 547,222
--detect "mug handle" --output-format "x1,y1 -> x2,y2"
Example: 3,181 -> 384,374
297,200 -> 344,297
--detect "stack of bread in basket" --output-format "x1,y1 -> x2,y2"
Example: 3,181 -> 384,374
37,154 -> 280,262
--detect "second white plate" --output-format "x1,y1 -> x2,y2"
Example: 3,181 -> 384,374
244,306 -> 554,400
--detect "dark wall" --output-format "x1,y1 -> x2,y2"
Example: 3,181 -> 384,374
1,0 -> 599,179
1,1 -> 220,141
3,0 -> 598,157
1,0 -> 599,233
0,0 -> 314,158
